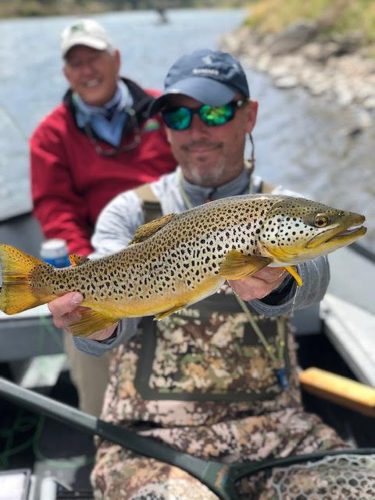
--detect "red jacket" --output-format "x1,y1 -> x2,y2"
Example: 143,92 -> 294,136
30,78 -> 176,256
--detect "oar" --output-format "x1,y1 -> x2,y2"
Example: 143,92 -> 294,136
0,377 -> 374,499
0,376 -> 240,499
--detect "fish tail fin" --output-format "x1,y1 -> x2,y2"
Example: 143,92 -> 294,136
0,243 -> 48,314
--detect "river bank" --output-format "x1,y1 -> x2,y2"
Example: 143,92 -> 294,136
0,1 -> 232,19
221,23 -> 375,129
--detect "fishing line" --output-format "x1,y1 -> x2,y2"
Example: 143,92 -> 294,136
3,376 -> 375,500
178,164 -> 288,378
0,315 -> 64,469
233,293 -> 279,364
0,411 -> 93,470
0,409 -> 39,468
247,132 -> 255,170
20,321 -> 91,469
38,314 -> 65,350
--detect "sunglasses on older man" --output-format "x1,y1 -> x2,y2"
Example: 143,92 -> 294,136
161,100 -> 246,131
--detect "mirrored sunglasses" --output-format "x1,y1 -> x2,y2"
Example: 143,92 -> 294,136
161,100 -> 246,131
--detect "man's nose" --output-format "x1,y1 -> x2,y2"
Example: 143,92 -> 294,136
189,114 -> 209,137
80,61 -> 96,75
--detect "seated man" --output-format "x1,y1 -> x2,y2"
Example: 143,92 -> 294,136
30,19 -> 177,416
49,49 -> 346,499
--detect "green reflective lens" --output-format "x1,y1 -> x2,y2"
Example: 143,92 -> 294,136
199,104 -> 235,126
163,107 -> 192,130
162,101 -> 244,131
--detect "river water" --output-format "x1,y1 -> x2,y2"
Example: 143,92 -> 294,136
0,8 -> 373,252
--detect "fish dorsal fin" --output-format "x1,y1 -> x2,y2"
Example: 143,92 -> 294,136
130,213 -> 177,244
69,254 -> 89,266
219,250 -> 272,280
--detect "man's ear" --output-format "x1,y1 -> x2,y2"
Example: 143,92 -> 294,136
114,49 -> 121,73
62,65 -> 69,80
165,126 -> 172,144
246,100 -> 258,133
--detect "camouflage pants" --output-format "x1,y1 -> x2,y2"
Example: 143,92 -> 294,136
91,407 -> 347,499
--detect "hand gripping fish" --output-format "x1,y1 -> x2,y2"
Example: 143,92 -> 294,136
0,194 -> 366,336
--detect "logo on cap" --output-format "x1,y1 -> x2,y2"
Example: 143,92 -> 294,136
70,22 -> 87,33
61,19 -> 112,57
202,55 -> 214,65
192,68 -> 219,76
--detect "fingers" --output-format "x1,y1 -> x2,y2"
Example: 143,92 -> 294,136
48,292 -> 119,341
86,323 -> 118,342
48,292 -> 84,330
252,267 -> 287,284
228,267 -> 288,301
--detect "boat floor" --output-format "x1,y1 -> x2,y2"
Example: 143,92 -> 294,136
0,367 -> 94,497
1,331 -> 375,498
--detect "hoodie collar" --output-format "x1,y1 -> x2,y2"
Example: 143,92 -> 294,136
179,167 -> 253,208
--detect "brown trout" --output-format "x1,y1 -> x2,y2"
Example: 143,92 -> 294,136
0,194 -> 366,336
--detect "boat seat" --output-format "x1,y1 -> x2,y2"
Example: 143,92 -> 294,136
321,293 -> 375,387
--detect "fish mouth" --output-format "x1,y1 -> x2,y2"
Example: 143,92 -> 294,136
325,225 -> 367,244
307,214 -> 367,249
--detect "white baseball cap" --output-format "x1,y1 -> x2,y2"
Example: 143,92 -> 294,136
61,19 -> 112,58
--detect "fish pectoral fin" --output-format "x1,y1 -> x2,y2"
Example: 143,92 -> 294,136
69,254 -> 89,266
219,250 -> 272,280
130,213 -> 177,244
154,303 -> 185,321
283,266 -> 303,287
69,309 -> 119,337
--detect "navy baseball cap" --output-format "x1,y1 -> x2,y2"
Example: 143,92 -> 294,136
150,49 -> 250,114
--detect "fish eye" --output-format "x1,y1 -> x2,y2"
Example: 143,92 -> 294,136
314,214 -> 329,228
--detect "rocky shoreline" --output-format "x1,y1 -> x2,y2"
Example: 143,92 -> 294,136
221,22 -> 375,128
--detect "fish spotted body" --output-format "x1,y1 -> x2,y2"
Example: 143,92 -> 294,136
0,194 -> 366,336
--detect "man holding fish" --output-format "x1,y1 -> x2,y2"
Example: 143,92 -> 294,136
4,49 -> 366,497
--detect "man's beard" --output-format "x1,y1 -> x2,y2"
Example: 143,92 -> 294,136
183,159 -> 228,187
179,141 -> 227,187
